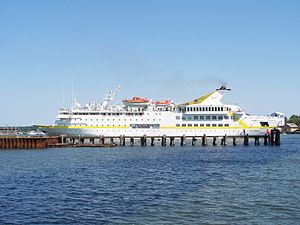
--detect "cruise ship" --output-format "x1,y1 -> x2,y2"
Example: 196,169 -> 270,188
38,86 -> 285,137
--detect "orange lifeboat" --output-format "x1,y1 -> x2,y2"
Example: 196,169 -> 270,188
153,100 -> 172,106
122,96 -> 149,106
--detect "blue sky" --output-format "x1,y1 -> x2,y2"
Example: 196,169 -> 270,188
0,0 -> 299,125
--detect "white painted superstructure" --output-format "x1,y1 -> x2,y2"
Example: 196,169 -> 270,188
39,86 -> 285,137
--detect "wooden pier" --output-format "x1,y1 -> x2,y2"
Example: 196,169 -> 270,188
58,129 -> 281,147
0,129 -> 281,149
0,136 -> 61,149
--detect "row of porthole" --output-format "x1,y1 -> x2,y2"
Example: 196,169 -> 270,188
73,118 -> 161,122
177,124 -> 230,127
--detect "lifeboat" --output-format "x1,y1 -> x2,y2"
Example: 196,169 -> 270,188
153,100 -> 172,106
122,96 -> 149,106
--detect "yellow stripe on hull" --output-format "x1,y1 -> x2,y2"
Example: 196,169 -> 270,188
38,125 -> 274,130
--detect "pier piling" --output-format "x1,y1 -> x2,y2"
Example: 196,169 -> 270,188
244,135 -> 249,146
130,137 -> 134,146
151,137 -> 155,146
181,135 -> 186,146
213,137 -> 217,146
170,137 -> 175,146
192,137 -> 196,146
100,135 -> 105,145
161,135 -> 167,146
233,137 -> 236,146
254,137 -> 260,146
202,134 -> 207,146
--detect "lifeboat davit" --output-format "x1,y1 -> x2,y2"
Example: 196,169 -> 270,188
122,96 -> 149,106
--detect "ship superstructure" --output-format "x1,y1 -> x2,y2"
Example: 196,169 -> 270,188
39,86 -> 285,137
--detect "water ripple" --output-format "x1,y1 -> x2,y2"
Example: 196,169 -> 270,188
0,136 -> 299,224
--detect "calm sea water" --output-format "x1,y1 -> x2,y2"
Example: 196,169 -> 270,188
0,135 -> 299,224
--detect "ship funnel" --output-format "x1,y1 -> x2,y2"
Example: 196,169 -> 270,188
216,86 -> 231,91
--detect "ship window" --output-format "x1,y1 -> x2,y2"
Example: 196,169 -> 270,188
194,116 -> 198,120
188,124 -> 192,127
225,124 -> 229,127
212,116 -> 217,120
260,122 -> 269,127
218,116 -> 223,120
187,108 -> 190,112
176,124 -> 180,127
188,117 -> 192,120
108,113 -> 111,116
218,124 -> 223,127
212,107 -> 214,112
200,124 -> 204,127
206,107 -> 208,111
176,116 -> 180,120
194,124 -> 198,127
206,124 -> 211,127
212,124 -> 217,127
199,107 -> 202,111
221,107 -> 224,111
182,117 -> 186,120
200,116 -> 205,120
206,116 -> 211,120
182,124 -> 186,127
224,116 -> 229,120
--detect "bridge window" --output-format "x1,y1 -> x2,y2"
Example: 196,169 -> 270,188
260,122 -> 269,127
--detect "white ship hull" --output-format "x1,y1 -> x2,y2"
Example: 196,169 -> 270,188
38,86 -> 285,137
41,127 -> 268,138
